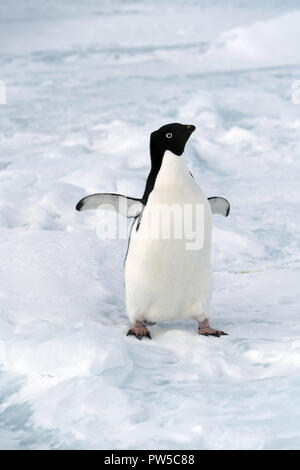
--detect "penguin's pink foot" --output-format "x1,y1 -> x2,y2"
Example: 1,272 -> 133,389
127,320 -> 152,340
198,319 -> 228,337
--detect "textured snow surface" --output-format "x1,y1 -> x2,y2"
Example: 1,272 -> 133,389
1,0 -> 300,450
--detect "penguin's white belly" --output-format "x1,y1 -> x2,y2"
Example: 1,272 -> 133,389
125,151 -> 212,324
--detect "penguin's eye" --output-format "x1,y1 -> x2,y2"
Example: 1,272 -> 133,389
166,133 -> 172,138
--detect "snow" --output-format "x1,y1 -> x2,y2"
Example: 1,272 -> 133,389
1,0 -> 300,450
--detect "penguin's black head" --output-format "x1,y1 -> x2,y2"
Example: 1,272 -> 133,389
142,123 -> 196,204
150,123 -> 196,159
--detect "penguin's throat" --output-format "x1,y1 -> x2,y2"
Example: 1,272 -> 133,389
155,150 -> 189,187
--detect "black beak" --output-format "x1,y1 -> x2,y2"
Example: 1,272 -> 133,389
185,124 -> 196,132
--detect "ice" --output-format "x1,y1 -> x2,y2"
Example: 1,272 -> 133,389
1,0 -> 300,450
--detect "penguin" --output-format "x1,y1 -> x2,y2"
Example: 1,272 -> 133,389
76,123 -> 230,340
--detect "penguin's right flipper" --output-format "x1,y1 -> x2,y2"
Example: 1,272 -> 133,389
76,193 -> 144,218
208,197 -> 230,217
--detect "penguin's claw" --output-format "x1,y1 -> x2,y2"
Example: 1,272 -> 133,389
198,328 -> 228,337
143,321 -> 156,327
127,327 -> 152,340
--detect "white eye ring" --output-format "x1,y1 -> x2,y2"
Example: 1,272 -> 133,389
166,133 -> 172,138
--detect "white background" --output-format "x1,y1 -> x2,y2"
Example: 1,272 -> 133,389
0,0 -> 300,449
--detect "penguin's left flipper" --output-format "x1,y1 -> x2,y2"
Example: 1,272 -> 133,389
76,193 -> 144,218
208,197 -> 230,217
